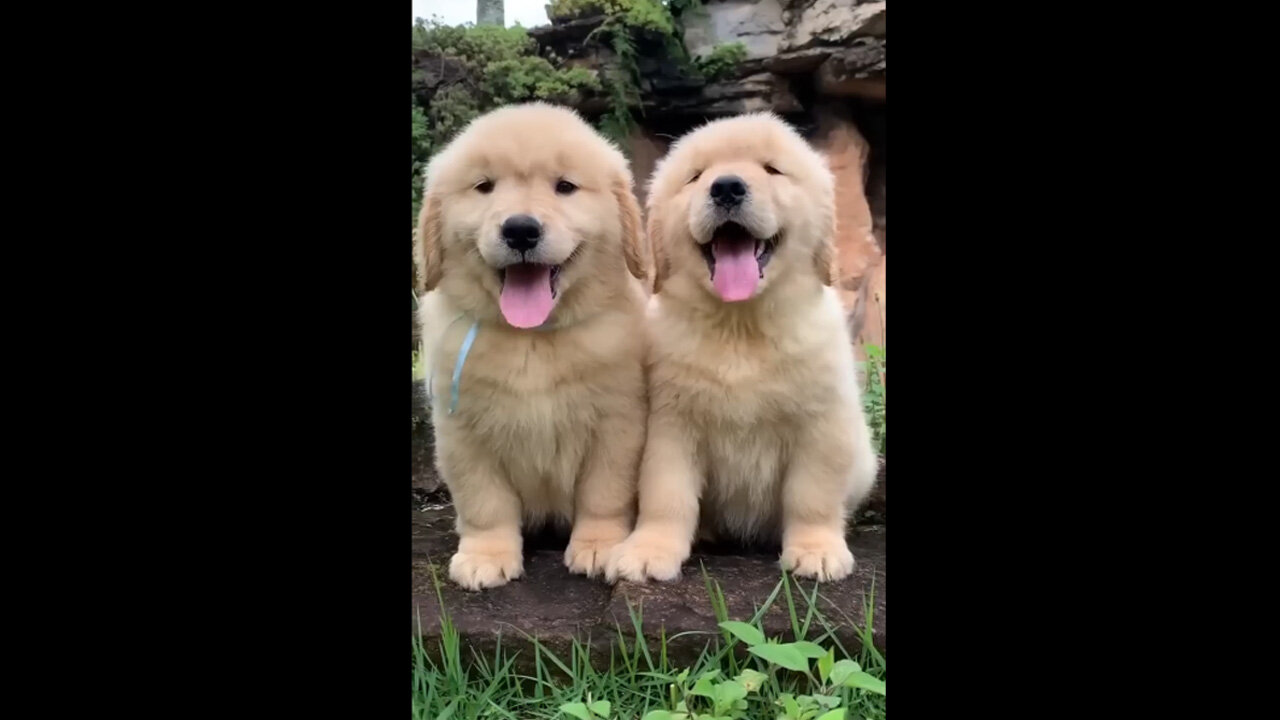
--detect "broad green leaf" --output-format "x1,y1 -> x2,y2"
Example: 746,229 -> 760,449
790,641 -> 827,659
718,621 -> 765,646
748,643 -> 810,672
828,659 -> 862,686
780,693 -> 801,719
642,712 -> 681,720
735,668 -> 768,692
691,675 -> 717,699
811,694 -> 840,709
842,671 -> 886,696
818,648 -> 835,683
715,680 -> 747,706
816,710 -> 847,720
560,702 -> 591,720
588,700 -> 611,718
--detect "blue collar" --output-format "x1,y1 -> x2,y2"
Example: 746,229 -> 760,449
428,315 -> 562,416
448,320 -> 480,415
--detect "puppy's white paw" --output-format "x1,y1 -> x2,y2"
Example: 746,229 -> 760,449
605,530 -> 689,583
565,530 -> 624,573
780,533 -> 855,582
568,515 -> 632,576
449,546 -> 524,590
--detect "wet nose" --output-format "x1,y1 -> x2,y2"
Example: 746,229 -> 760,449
501,214 -> 542,252
709,175 -> 748,207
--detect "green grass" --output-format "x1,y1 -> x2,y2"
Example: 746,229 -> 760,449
413,348 -> 427,382
858,345 -> 886,456
412,568 -> 885,719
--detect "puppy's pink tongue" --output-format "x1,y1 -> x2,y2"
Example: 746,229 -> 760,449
712,238 -> 759,302
499,265 -> 554,328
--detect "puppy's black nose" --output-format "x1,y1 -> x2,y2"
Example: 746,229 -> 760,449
709,175 -> 748,207
501,214 -> 542,252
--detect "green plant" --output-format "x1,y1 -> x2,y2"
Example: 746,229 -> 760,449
560,696 -> 615,719
412,350 -> 426,382
413,567 -> 886,720
695,42 -> 747,81
483,56 -> 602,103
639,622 -> 885,720
548,0 -> 676,34
860,345 -> 886,455
546,0 -> 697,146
591,21 -> 642,144
411,98 -> 430,225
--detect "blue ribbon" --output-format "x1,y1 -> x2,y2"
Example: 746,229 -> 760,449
449,320 -> 480,415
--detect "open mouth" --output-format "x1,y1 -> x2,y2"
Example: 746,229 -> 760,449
699,222 -> 778,302
498,264 -> 562,329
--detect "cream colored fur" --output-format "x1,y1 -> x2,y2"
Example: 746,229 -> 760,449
414,103 -> 649,590
607,113 -> 878,583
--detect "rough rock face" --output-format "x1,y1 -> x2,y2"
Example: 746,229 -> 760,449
411,53 -> 469,99
682,0 -> 787,61
781,0 -> 886,52
812,108 -> 881,333
817,39 -> 887,100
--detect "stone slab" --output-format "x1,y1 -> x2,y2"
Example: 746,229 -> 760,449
412,504 -> 885,671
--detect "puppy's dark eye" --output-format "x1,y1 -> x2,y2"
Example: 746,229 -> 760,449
555,180 -> 578,195
474,179 -> 494,194
764,164 -> 783,176
687,171 -> 702,185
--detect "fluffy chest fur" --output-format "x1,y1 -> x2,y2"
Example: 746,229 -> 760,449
647,288 -> 857,538
421,292 -> 645,523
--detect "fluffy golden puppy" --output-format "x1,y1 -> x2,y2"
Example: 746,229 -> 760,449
606,113 -> 879,583
414,103 -> 649,590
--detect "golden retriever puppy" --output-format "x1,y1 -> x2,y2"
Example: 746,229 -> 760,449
606,113 -> 878,583
414,103 -> 649,590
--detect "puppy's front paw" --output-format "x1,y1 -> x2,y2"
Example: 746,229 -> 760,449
605,530 -> 689,583
780,532 -> 855,582
449,545 -> 524,590
565,523 -> 629,577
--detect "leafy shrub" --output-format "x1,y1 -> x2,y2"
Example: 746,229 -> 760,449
695,41 -> 747,81
861,344 -> 886,455
547,0 -> 677,35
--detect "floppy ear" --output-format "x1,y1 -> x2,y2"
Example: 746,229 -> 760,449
413,192 -> 444,293
613,178 -> 647,282
646,201 -> 670,294
813,213 -> 838,287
